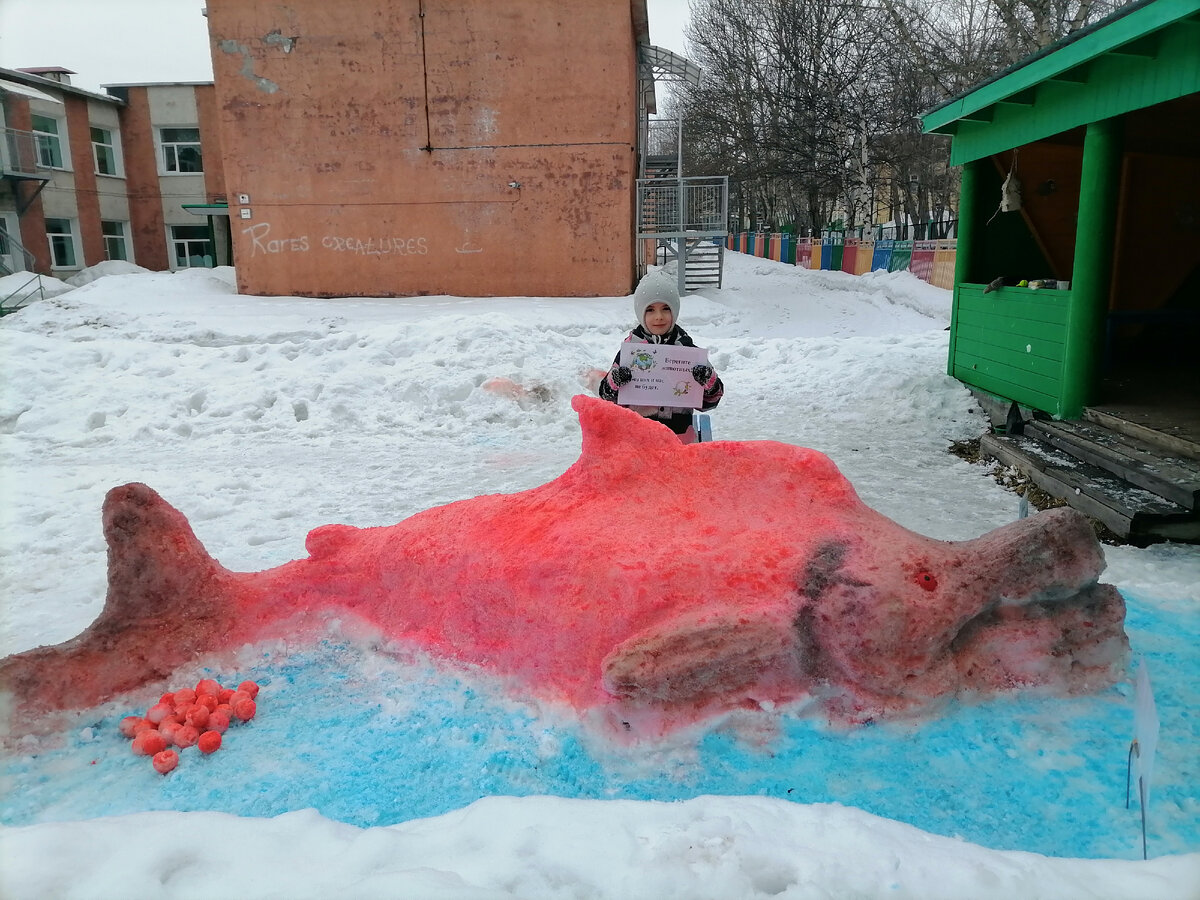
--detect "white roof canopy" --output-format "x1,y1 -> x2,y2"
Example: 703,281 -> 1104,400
0,78 -> 62,104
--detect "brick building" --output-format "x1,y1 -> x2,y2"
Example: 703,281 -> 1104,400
0,67 -> 229,279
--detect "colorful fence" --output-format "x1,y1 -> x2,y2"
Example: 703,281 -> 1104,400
909,240 -> 937,282
723,233 -> 957,288
795,238 -> 813,268
871,239 -> 893,272
768,232 -> 787,262
889,239 -> 913,272
931,239 -> 957,289
841,240 -> 857,274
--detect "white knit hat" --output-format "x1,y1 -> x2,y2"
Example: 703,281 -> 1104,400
632,269 -> 680,328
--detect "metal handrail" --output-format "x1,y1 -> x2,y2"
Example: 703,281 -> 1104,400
636,175 -> 729,238
1,127 -> 42,177
0,222 -> 39,276
0,273 -> 44,316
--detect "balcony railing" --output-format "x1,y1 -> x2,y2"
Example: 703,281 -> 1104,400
636,176 -> 729,238
1,127 -> 43,177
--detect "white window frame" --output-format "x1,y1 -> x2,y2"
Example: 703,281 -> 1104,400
31,114 -> 67,169
45,217 -> 80,269
91,126 -> 122,177
101,220 -> 131,262
159,126 -> 203,174
169,224 -> 213,268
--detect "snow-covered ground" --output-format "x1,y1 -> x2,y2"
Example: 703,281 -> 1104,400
1,255 -> 1196,898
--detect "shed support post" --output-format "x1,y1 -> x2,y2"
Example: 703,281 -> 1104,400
1061,117 -> 1122,419
947,158 -> 983,376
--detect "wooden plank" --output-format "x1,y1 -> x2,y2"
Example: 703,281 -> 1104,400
980,432 -> 1199,541
958,289 -> 1071,324
955,307 -> 1069,339
980,434 -> 1134,536
1084,407 -> 1200,463
953,336 -> 1065,382
955,322 -> 1065,361
1029,419 -> 1200,509
953,364 -> 1061,413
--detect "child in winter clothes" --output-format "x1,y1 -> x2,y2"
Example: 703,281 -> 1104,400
598,270 -> 723,443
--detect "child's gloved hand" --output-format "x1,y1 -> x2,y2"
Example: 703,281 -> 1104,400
612,366 -> 633,386
691,364 -> 714,385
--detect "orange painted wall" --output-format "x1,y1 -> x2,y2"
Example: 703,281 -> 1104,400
204,0 -> 640,297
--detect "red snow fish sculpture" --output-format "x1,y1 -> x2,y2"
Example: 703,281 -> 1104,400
1,397 -> 1128,734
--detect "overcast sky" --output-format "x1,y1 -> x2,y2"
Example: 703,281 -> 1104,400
0,0 -> 693,94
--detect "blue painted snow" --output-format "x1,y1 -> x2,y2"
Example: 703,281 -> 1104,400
3,590 -> 1196,861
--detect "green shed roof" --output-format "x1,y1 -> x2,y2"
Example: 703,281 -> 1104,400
922,0 -> 1200,164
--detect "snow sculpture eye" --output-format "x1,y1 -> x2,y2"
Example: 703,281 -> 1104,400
914,572 -> 938,592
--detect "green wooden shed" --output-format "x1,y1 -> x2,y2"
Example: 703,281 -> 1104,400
923,0 -> 1200,424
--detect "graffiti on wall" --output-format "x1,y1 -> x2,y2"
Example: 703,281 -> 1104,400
322,236 -> 428,256
244,223 -> 309,256
242,223 -> 433,258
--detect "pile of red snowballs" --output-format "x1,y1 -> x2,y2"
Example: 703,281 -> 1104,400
119,678 -> 259,774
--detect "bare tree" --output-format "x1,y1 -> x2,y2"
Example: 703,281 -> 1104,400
672,0 -> 1135,235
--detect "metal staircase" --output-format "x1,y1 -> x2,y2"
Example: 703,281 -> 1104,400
636,171 -> 728,293
636,47 -> 728,296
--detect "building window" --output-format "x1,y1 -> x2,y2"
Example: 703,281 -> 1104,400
45,218 -> 78,267
102,220 -> 130,261
160,127 -> 203,173
92,126 -> 120,176
170,224 -> 213,268
31,114 -> 65,169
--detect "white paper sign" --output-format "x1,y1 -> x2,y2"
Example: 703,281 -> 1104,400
617,343 -> 710,409
1133,660 -> 1159,811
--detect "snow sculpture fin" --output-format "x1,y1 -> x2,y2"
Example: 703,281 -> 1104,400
601,608 -> 801,704
570,395 -> 686,483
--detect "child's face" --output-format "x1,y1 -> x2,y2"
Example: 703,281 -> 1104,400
643,302 -> 674,335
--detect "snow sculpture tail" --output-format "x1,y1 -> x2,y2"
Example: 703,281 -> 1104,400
0,483 -> 243,731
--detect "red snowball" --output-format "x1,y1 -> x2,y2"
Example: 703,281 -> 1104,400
186,705 -> 211,728
197,731 -> 222,754
208,710 -> 231,734
173,687 -> 197,706
237,680 -> 260,699
195,678 -> 221,697
232,698 -> 257,721
132,730 -> 167,756
145,702 -> 173,724
152,749 -> 179,774
118,716 -> 144,738
197,694 -> 218,712
218,687 -> 235,703
174,724 -> 200,749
